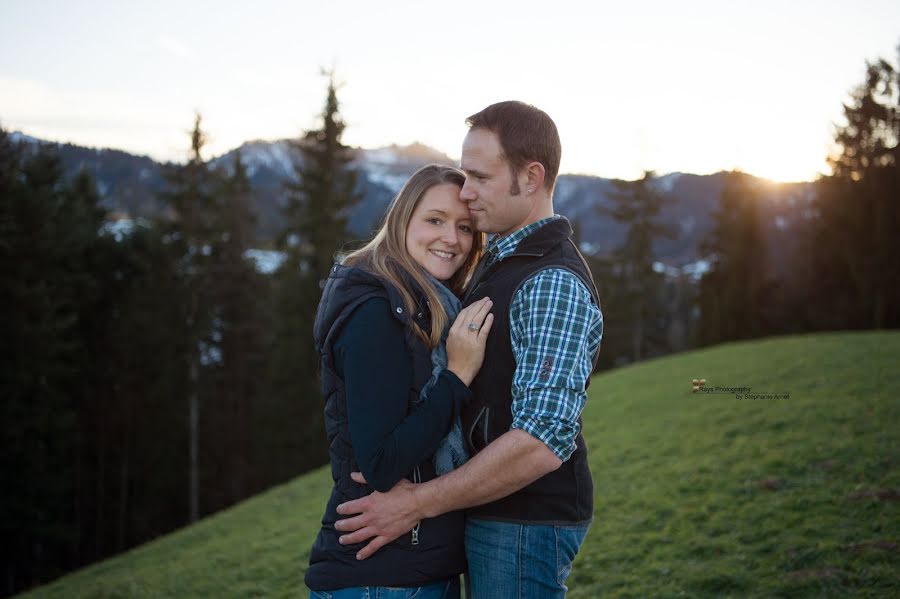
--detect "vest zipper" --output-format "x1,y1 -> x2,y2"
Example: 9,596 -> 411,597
466,406 -> 486,451
411,466 -> 421,546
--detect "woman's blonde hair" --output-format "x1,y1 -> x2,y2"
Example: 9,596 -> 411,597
343,164 -> 484,347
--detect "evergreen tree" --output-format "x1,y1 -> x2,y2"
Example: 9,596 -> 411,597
281,73 -> 360,283
814,45 -> 900,329
268,73 -> 360,480
202,152 -> 270,506
158,113 -> 218,522
598,171 -> 676,361
90,221 -> 191,555
0,128 -> 106,594
697,171 -> 769,345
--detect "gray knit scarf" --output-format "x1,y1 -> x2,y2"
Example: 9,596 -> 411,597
417,276 -> 470,475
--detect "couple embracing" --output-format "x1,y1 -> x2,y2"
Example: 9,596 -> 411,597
305,101 -> 603,599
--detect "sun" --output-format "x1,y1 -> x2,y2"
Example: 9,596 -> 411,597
735,140 -> 830,183
743,160 -> 826,184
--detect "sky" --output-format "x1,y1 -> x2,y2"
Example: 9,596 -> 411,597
1,0 -> 898,182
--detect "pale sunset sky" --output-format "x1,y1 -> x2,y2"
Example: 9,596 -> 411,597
1,0 -> 898,182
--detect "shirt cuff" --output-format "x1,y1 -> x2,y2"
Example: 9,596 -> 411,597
511,415 -> 579,462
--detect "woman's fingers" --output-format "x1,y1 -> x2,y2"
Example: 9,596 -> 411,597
456,298 -> 486,321
446,298 -> 493,386
456,297 -> 492,329
478,313 -> 494,341
469,298 -> 493,327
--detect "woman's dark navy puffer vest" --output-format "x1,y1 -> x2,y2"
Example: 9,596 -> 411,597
304,264 -> 466,591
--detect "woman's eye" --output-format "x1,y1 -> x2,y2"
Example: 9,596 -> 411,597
427,218 -> 442,225
459,225 -> 473,234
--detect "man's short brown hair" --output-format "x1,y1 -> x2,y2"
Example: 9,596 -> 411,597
465,101 -> 561,194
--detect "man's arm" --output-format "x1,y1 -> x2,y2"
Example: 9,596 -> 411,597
335,428 -> 560,559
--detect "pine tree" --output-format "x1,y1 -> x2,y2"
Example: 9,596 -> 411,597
88,220 -> 191,556
814,45 -> 900,329
158,113 -> 218,522
598,171 -> 676,361
697,171 -> 769,345
268,73 -> 360,481
0,128 -> 108,593
203,152 -> 269,505
280,72 -> 360,281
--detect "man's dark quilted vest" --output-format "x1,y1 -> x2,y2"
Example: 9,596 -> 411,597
461,217 -> 600,524
305,264 -> 466,591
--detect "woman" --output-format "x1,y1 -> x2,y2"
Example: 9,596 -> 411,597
305,164 -> 493,598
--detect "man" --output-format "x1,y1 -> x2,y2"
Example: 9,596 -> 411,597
335,101 -> 603,597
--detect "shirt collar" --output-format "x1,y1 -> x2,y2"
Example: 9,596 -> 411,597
485,215 -> 562,264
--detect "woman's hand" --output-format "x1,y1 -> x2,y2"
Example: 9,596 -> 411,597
446,297 -> 494,386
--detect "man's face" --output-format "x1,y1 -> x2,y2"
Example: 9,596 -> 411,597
459,128 -> 531,237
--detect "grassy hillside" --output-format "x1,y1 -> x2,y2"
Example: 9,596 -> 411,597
20,332 -> 900,598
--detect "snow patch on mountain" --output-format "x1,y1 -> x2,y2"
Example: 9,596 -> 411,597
232,140 -> 295,178
655,172 -> 683,194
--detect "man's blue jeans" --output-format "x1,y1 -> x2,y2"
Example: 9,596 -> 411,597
309,577 -> 460,599
465,518 -> 590,598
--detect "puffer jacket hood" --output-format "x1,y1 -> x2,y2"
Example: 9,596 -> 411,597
314,263 -> 414,356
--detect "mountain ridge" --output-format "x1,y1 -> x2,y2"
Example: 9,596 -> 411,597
10,131 -> 816,267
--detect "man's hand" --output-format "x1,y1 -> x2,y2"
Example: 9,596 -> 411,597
336,430 -> 562,559
335,472 -> 424,560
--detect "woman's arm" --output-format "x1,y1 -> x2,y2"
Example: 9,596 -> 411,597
337,297 -> 471,492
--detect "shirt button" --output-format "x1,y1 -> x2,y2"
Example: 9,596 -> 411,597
396,307 -> 403,314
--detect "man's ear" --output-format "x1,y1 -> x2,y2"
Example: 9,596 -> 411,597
524,161 -> 546,194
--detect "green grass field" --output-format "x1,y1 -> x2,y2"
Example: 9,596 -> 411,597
19,331 -> 900,598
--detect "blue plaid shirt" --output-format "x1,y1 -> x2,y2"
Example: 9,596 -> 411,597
484,216 -> 603,461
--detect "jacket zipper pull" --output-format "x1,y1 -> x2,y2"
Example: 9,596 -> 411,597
411,466 -> 421,546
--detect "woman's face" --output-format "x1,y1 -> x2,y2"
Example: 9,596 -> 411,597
405,183 -> 474,281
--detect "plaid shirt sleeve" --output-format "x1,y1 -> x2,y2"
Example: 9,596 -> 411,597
509,268 -> 603,461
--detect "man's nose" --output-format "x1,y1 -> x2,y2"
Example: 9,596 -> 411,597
460,180 -> 476,202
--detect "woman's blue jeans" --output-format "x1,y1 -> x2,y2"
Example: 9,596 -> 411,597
464,518 -> 591,598
309,577 -> 460,599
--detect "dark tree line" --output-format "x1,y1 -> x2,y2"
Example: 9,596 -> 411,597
0,77 -> 357,596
